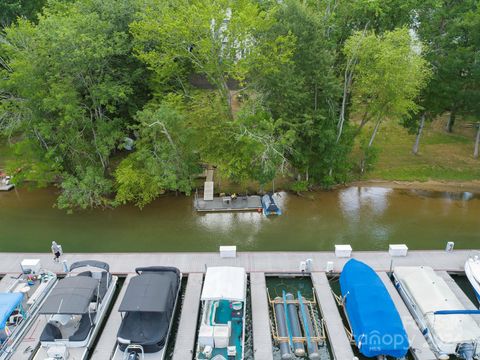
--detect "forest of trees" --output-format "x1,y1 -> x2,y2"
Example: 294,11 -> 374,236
0,0 -> 479,210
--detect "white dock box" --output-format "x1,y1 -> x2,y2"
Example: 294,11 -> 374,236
219,246 -> 236,258
335,245 -> 352,258
21,259 -> 41,274
389,244 -> 408,257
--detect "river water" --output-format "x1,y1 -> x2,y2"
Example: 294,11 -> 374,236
0,186 -> 479,252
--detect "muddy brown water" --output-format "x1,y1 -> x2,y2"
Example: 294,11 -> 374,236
0,186 -> 479,252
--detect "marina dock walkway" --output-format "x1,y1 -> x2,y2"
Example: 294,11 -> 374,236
90,275 -> 133,360
378,272 -> 436,360
437,271 -> 480,323
250,272 -> 274,360
311,272 -> 354,360
0,250 -> 475,275
172,273 -> 203,360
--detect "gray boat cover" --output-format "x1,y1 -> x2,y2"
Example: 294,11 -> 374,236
70,260 -> 110,272
118,271 -> 178,313
40,276 -> 98,314
117,267 -> 180,353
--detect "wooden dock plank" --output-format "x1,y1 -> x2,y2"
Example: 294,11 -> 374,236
90,274 -> 133,360
250,272 -> 274,360
378,272 -> 437,360
437,271 -> 480,325
172,273 -> 203,360
311,272 -> 354,360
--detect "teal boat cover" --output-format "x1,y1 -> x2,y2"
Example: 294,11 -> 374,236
0,293 -> 23,329
340,259 -> 409,358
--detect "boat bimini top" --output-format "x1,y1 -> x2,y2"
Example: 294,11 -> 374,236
116,266 -> 181,353
39,276 -> 98,315
394,266 -> 480,359
201,267 -> 246,302
340,259 -> 409,358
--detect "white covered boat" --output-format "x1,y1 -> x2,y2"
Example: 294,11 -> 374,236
196,267 -> 247,360
465,256 -> 480,305
34,260 -> 117,360
394,266 -> 480,360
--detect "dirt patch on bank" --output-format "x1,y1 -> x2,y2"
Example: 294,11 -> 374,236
348,179 -> 480,193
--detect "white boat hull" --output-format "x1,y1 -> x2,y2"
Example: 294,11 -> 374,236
465,257 -> 480,306
34,275 -> 118,360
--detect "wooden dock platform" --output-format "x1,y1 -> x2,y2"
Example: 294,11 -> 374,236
171,273 -> 203,360
250,272 -> 274,360
0,250 -> 475,275
0,250 -> 479,360
311,272 -> 354,360
194,195 -> 262,212
378,272 -> 436,360
90,274 -> 132,360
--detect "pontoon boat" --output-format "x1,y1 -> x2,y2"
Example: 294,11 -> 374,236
34,260 -> 117,360
196,266 -> 247,360
112,266 -> 182,360
340,259 -> 409,358
394,266 -> 480,359
0,270 -> 57,359
465,256 -> 480,305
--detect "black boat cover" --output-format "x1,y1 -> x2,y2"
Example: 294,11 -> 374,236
70,260 -> 110,272
117,267 -> 180,353
119,269 -> 179,313
40,276 -> 98,314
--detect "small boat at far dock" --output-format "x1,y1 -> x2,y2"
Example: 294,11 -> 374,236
196,266 -> 247,360
0,173 -> 14,191
262,193 -> 282,216
340,259 -> 409,358
394,266 -> 480,360
465,256 -> 480,305
112,266 -> 182,360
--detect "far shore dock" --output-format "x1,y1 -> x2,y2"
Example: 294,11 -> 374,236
1,249 -> 477,360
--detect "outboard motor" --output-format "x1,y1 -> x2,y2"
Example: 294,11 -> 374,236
457,342 -> 475,360
123,344 -> 144,360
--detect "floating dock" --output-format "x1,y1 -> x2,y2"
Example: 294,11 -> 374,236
378,272 -> 437,360
0,249 -> 478,360
194,195 -> 262,212
250,272 -> 274,359
171,273 -> 203,360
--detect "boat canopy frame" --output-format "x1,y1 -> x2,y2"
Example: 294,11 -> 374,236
70,260 -> 110,273
201,266 -> 246,302
0,293 -> 24,329
118,267 -> 180,313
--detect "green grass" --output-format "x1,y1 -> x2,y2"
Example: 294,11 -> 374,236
362,119 -> 480,182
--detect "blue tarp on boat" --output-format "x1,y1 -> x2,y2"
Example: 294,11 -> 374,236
261,194 -> 282,216
340,259 -> 409,358
0,293 -> 23,329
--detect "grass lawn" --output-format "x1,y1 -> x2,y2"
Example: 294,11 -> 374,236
362,117 -> 480,182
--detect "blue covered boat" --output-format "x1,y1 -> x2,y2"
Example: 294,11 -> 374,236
261,194 -> 282,216
340,259 -> 409,358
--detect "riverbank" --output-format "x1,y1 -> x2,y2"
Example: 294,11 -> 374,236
347,179 -> 480,193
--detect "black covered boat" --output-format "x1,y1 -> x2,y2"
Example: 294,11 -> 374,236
113,266 -> 181,359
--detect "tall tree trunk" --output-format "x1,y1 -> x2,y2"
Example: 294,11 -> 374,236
412,113 -> 426,155
474,124 -> 480,159
446,110 -> 456,133
368,120 -> 381,148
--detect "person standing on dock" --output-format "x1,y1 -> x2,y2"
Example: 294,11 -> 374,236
51,241 -> 62,262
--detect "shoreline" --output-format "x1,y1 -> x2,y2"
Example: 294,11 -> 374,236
344,179 -> 480,193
